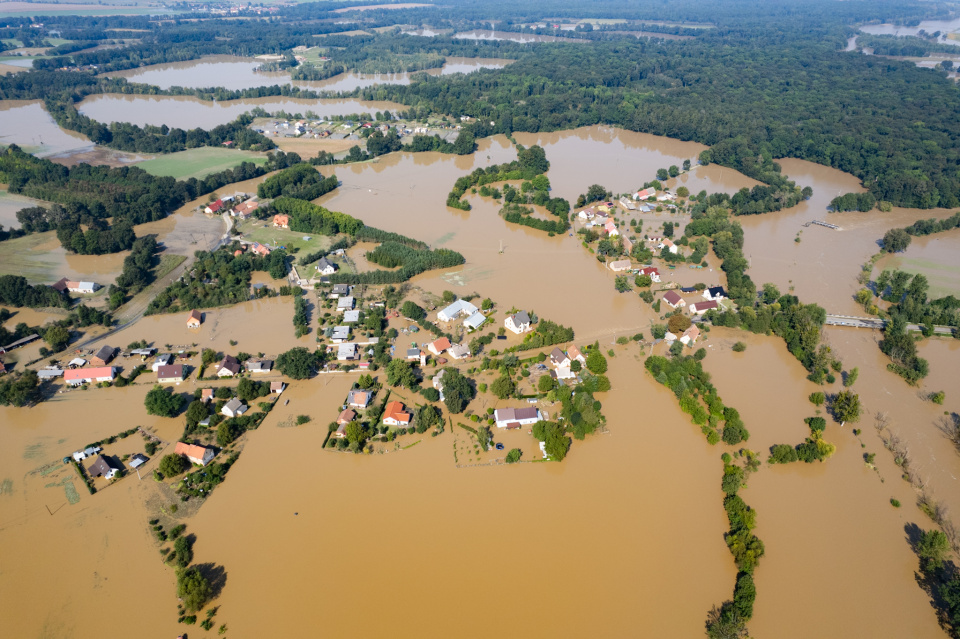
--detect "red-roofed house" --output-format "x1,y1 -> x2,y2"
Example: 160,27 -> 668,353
187,309 -> 202,328
273,214 -> 290,228
250,243 -> 271,257
64,366 -> 116,385
174,442 -> 215,466
662,290 -> 686,309
638,267 -> 661,283
427,337 -> 451,356
382,401 -> 411,426
205,199 -> 224,215
689,299 -> 719,314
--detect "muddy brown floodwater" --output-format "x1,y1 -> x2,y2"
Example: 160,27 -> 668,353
0,100 -> 94,157
77,94 -> 408,130
2,125 -> 959,638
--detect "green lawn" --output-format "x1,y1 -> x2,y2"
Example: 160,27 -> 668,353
136,147 -> 268,181
238,219 -> 336,257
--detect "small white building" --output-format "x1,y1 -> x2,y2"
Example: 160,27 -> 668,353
151,353 -> 174,372
448,344 -> 471,360
494,407 -> 543,429
504,311 -> 531,335
608,259 -> 631,272
221,398 -> 248,418
437,299 -> 478,322
462,311 -> 486,332
343,310 -> 360,323
330,326 -> 351,343
337,296 -> 355,312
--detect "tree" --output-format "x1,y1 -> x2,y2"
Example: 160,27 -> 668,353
43,325 -> 70,351
177,567 -> 211,613
883,228 -> 912,253
917,529 -> 950,572
843,367 -> 859,387
276,347 -> 316,379
416,404 -> 440,433
0,370 -> 41,407
201,348 -> 219,366
442,290 -> 456,303
635,274 -> 652,288
216,421 -> 239,447
186,400 -> 209,425
400,300 -> 425,320
832,390 -> 862,423
159,453 -> 189,477
614,276 -> 631,292
668,314 -> 692,334
505,448 -> 522,463
676,186 -> 690,198
538,375 -> 555,392
656,168 -> 669,181
173,535 -> 193,568
386,359 -> 417,388
441,368 -> 474,414
809,391 -> 825,407
145,385 -> 185,417
586,350 -> 607,374
491,375 -> 516,399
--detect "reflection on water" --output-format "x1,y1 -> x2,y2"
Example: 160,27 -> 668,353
78,94 -> 407,129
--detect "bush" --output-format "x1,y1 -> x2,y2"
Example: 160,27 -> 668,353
505,448 -> 522,463
732,341 -> 747,352
159,453 -> 190,477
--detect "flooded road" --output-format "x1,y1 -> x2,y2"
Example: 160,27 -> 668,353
78,94 -> 407,129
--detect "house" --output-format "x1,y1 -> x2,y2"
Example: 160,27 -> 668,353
618,197 -> 637,211
329,326 -> 351,343
448,344 -> 471,360
504,311 -> 531,335
689,300 -> 719,315
204,199 -> 224,214
494,406 -> 543,429
201,388 -> 214,403
90,345 -> 116,366
0,333 -> 39,354
37,368 -> 64,380
72,446 -> 102,462
621,235 -> 634,255
337,296 -> 355,312
337,343 -> 358,361
648,235 -> 663,244
337,409 -> 356,427
657,192 -> 676,202
129,454 -> 149,469
432,372 -> 446,400
245,359 -> 273,373
316,257 -> 338,275
604,219 -> 619,237
271,381 -> 285,394
553,365 -> 576,380
329,284 -> 352,298
51,278 -> 99,294
405,348 -> 428,366
343,310 -> 360,323
664,331 -> 678,342
174,441 -> 215,466
462,311 -> 486,332
221,397 -> 248,418
382,401 -> 411,426
250,242 -> 271,257
608,259 -> 631,272
437,299 -> 478,322
130,348 -> 156,357
233,200 -> 259,218
660,238 -> 678,254
157,364 -> 185,383
64,366 -> 116,385
566,344 -> 586,366
216,355 -> 241,377
703,286 -> 727,301
680,325 -> 701,346
427,337 -> 451,356
68,357 -> 86,367
348,389 -> 373,408
151,353 -> 174,372
272,214 -> 290,228
187,310 -> 202,328
633,187 -> 656,200
549,347 -> 570,368
577,208 -> 595,221
662,290 -> 686,309
87,455 -> 118,479
638,267 -> 661,283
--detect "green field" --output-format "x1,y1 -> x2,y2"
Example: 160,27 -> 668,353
136,147 -> 268,181
238,219 -> 335,257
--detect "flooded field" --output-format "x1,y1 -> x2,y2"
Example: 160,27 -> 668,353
874,227 -> 960,298
860,17 -> 960,44
738,158 -> 958,316
0,100 -> 94,157
78,94 -> 407,129
105,55 -> 512,93
0,230 -> 128,285
0,189 -> 47,230
454,29 -> 583,43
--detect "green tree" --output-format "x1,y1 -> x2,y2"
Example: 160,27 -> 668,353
159,453 -> 189,477
538,375 -> 555,393
614,275 -> 631,293
832,390 -> 862,423
177,567 -> 211,613
917,529 -> 950,573
0,370 -> 41,407
808,391 -> 825,407
442,290 -> 456,303
185,400 -> 209,425
586,350 -> 607,374
386,359 -> 417,388
276,347 -> 316,379
416,404 -> 440,433
400,300 -> 425,320
635,274 -> 652,288
43,325 -> 70,351
144,385 -> 185,417
173,535 -> 193,568
843,367 -> 859,387
441,368 -> 474,414
505,448 -> 522,463
676,186 -> 690,198
491,375 -> 516,399
668,314 -> 692,334
882,228 -> 912,253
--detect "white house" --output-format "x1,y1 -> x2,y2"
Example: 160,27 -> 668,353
504,311 -> 531,335
659,238 -> 678,254
175,442 -> 215,466
680,325 -> 701,346
337,343 -> 358,361
73,446 -> 102,462
689,300 -> 719,315
330,326 -> 351,343
604,219 -> 619,237
343,310 -> 360,323
156,364 -> 185,383
703,286 -> 727,301
427,337 -> 451,356
662,290 -> 686,309
151,353 -> 174,372
462,311 -> 486,331
316,257 -> 338,275
221,398 -> 248,418
337,296 -> 355,312
638,267 -> 661,283
608,259 -> 631,272
633,187 -> 656,200
549,347 -> 570,368
63,367 -> 115,385
494,407 -> 543,429
437,299 -> 478,322
448,344 -> 470,360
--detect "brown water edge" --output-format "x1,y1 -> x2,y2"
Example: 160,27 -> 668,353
699,327 -> 946,637
0,99 -> 94,157
188,344 -> 734,638
874,227 -> 960,299
77,94 -> 408,130
739,158 -> 960,316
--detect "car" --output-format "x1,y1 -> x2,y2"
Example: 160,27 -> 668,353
495,443 -> 504,450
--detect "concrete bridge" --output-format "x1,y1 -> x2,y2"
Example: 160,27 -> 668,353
825,314 -> 954,335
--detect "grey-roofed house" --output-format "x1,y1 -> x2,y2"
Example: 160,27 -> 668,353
505,311 -> 531,335
343,310 -> 360,323
90,345 -> 116,367
330,326 -> 351,343
37,368 -> 64,380
151,353 -> 174,372
462,311 -> 486,331
347,389 -> 373,408
221,397 -> 248,418
329,284 -> 352,298
337,296 -> 355,311
704,286 -> 728,301
245,359 -> 273,373
337,343 -> 358,361
316,257 -> 338,275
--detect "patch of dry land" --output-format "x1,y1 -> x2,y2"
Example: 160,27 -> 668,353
268,136 -> 360,157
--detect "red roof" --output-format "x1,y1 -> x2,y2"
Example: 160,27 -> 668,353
430,337 -> 451,352
64,366 -> 114,381
383,401 -> 411,424
207,199 -> 223,212
662,290 -> 683,306
175,442 -> 211,463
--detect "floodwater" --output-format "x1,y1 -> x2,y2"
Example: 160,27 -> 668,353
738,158 -> 959,316
78,94 -> 407,129
0,231 -> 128,286
454,29 -> 583,43
0,100 -> 94,157
699,328 -> 946,638
105,55 -> 512,93
874,227 -> 960,298
0,189 -> 46,230
860,17 -> 960,45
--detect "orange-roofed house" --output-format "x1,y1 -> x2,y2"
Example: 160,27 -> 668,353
64,366 -> 116,386
174,441 -> 216,466
427,337 -> 451,356
200,388 -> 214,403
382,401 -> 411,426
187,310 -> 202,328
337,409 -> 356,426
273,214 -> 290,229
250,243 -> 271,257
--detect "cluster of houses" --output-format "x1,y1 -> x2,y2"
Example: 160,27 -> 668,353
661,286 -> 727,315
71,445 -> 149,481
333,388 -> 414,439
204,194 -> 259,218
547,344 -> 587,381
437,299 -> 487,332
